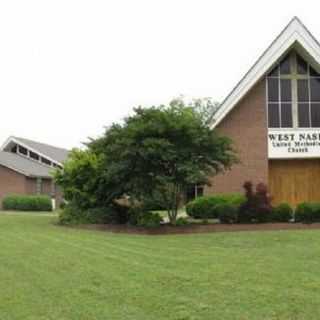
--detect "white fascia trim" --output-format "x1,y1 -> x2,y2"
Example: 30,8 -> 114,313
1,136 -> 63,167
211,17 -> 320,129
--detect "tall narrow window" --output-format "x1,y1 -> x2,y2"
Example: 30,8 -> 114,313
267,53 -> 293,128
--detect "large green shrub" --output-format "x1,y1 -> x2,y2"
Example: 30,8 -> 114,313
186,193 -> 245,219
58,202 -> 130,225
295,202 -> 320,223
3,195 -> 52,211
216,203 -> 238,224
271,203 -> 293,222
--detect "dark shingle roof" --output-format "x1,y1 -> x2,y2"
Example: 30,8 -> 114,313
0,151 -> 53,178
13,137 -> 69,164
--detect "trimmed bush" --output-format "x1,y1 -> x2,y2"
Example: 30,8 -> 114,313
135,211 -> 163,228
295,202 -> 314,223
216,203 -> 238,224
271,203 -> 293,222
186,193 -> 245,219
310,203 -> 320,222
295,202 -> 320,223
3,195 -> 52,211
175,217 -> 189,226
128,206 -> 163,227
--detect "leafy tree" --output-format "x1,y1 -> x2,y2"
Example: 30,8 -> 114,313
56,103 -> 236,224
54,149 -> 101,209
54,148 -> 127,209
87,104 -> 236,224
170,96 -> 220,125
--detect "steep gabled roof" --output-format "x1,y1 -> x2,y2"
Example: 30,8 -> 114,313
1,136 -> 69,165
211,17 -> 320,128
0,151 -> 53,178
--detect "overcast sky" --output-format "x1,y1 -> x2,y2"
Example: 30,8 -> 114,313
0,0 -> 318,149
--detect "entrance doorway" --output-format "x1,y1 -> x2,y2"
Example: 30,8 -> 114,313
269,159 -> 320,206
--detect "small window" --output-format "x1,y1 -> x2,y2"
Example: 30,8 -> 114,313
30,151 -> 39,161
41,157 -> 52,166
268,78 -> 279,102
311,103 -> 320,127
268,103 -> 280,128
18,145 -> 28,155
186,184 -> 204,202
196,185 -> 204,198
298,103 -> 310,127
36,178 -> 42,194
281,103 -> 293,128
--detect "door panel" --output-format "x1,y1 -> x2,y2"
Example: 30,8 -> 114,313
269,159 -> 320,206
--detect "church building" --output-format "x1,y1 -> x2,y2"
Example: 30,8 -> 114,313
206,17 -> 320,206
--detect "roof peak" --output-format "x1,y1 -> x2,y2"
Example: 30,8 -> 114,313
1,136 -> 69,165
12,136 -> 69,152
211,17 -> 320,128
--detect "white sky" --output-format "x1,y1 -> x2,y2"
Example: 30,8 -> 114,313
0,0 -> 318,149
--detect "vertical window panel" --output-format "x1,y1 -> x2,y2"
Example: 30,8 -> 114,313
281,103 -> 293,128
268,78 -> 279,102
280,55 -> 291,74
280,79 -> 292,101
297,54 -> 308,74
268,103 -> 280,128
298,103 -> 311,127
311,103 -> 320,127
310,78 -> 320,102
297,79 -> 309,102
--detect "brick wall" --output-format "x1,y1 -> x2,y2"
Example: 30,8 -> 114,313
205,79 -> 268,195
0,165 -> 28,207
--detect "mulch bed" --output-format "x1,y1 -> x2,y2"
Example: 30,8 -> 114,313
72,222 -> 320,235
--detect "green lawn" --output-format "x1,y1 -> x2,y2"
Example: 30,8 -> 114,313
2,213 -> 320,320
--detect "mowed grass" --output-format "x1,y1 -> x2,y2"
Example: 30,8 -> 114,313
2,214 -> 320,319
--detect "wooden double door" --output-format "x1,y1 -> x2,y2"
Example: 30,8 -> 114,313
269,159 -> 320,207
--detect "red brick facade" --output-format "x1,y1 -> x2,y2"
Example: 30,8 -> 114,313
0,165 -> 62,209
205,79 -> 268,195
0,165 -> 27,206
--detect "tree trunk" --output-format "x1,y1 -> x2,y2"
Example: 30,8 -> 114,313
167,184 -> 180,225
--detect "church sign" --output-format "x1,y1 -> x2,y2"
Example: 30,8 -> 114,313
268,130 -> 320,158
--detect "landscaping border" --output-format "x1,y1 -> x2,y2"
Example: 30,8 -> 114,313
70,222 -> 320,235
